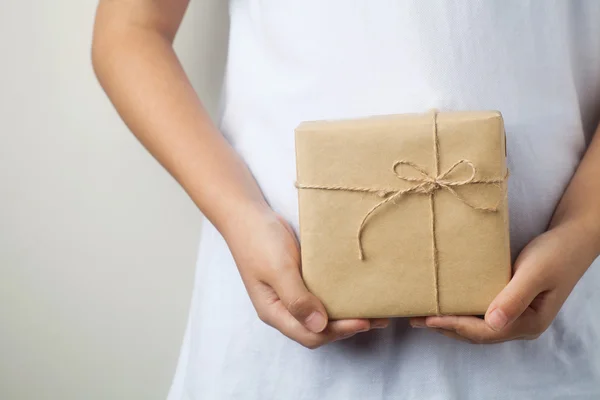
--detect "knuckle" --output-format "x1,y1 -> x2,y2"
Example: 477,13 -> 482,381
516,294 -> 530,311
301,338 -> 322,350
505,291 -> 529,313
287,294 -> 312,317
270,255 -> 299,274
256,308 -> 270,325
454,326 -> 468,338
282,255 -> 300,271
529,317 -> 550,336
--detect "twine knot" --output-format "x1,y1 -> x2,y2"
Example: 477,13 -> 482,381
416,180 -> 440,195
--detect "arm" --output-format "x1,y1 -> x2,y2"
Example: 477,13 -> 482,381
92,0 -> 387,348
548,128 -> 600,249
92,0 -> 266,240
411,126 -> 600,342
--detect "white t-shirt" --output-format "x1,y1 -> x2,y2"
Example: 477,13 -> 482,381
168,2 -> 600,399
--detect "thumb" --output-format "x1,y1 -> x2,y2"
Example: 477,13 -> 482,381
485,266 -> 543,332
271,266 -> 329,333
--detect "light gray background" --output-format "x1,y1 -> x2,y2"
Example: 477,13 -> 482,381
0,1 -> 228,399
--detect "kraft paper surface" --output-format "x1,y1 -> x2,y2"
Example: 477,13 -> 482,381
295,111 -> 511,319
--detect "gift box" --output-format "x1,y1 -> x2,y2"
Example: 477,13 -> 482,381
295,111 -> 511,319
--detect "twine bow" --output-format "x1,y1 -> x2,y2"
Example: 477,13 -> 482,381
295,110 -> 508,314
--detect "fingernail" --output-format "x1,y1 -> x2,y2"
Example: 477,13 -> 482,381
425,317 -> 443,328
410,320 -> 426,328
336,332 -> 355,341
358,325 -> 370,333
305,311 -> 327,333
487,309 -> 508,331
372,321 -> 389,329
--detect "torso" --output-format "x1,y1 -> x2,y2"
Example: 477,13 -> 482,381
169,2 -> 600,399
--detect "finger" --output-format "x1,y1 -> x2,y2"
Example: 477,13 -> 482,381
328,319 -> 373,341
412,318 -> 483,343
485,263 -> 546,332
424,314 -> 532,344
267,264 -> 329,333
431,328 -> 472,343
250,281 -> 376,348
409,317 -> 427,328
268,297 -> 370,348
426,315 -> 502,343
370,318 -> 391,329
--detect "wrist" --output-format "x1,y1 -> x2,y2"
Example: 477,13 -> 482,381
549,215 -> 600,268
217,198 -> 276,245
582,217 -> 600,259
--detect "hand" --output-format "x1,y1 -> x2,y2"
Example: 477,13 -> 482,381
226,209 -> 389,349
409,221 -> 599,344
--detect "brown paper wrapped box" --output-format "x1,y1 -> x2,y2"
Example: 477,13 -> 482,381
295,111 -> 511,319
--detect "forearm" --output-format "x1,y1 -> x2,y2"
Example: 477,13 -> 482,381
92,4 -> 270,239
549,124 -> 600,260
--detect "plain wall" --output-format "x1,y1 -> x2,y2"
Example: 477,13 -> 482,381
0,1 -> 229,399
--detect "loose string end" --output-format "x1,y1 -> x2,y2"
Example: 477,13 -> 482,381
357,234 -> 365,260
